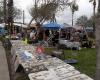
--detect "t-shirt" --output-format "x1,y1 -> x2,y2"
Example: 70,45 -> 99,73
30,31 -> 36,39
36,46 -> 44,54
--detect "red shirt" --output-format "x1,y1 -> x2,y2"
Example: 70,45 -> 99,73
36,46 -> 44,54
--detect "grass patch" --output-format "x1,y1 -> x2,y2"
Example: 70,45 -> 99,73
45,47 -> 96,78
15,74 -> 29,80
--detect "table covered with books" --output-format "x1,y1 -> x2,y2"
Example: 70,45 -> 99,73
11,40 -> 93,80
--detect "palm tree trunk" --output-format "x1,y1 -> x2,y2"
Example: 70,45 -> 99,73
98,0 -> 100,14
95,0 -> 100,80
8,0 -> 14,35
95,17 -> 100,80
93,0 -> 96,32
3,0 -> 7,23
72,13 -> 74,26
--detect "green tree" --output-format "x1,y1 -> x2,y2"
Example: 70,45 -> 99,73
76,15 -> 88,26
86,19 -> 93,27
13,7 -> 21,20
0,4 -> 21,23
0,1 -> 3,22
28,0 -> 69,26
29,2 -> 58,24
76,15 -> 93,27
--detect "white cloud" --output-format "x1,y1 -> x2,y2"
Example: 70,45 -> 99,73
14,0 -> 98,24
56,0 -> 98,25
14,0 -> 33,10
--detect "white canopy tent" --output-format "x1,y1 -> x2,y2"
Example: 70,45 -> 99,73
0,23 -> 5,28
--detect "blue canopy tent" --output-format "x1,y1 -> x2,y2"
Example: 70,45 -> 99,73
42,22 -> 62,30
41,22 -> 63,46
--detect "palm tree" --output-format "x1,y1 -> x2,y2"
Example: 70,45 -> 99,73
7,0 -> 14,35
69,0 -> 78,26
95,0 -> 100,80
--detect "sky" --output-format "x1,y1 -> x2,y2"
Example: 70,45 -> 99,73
14,0 -> 98,25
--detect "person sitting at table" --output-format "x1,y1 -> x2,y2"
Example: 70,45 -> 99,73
35,43 -> 46,60
30,28 -> 37,44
